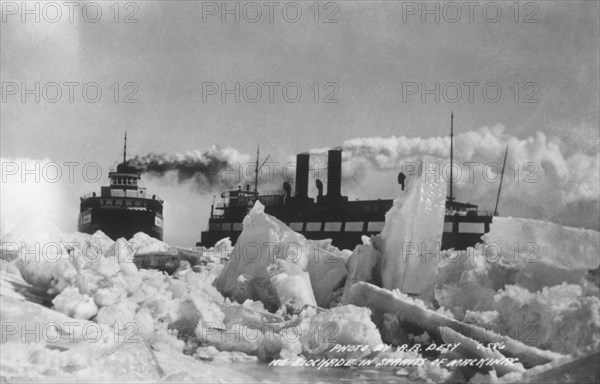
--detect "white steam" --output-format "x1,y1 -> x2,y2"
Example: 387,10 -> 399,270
316,125 -> 599,230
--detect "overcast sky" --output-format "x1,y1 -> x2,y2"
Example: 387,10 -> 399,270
2,1 -> 599,245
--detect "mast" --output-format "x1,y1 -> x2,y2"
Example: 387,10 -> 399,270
449,112 -> 454,202
252,145 -> 270,198
494,146 -> 509,216
254,145 -> 259,195
123,132 -> 127,163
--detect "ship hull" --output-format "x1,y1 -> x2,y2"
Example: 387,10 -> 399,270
78,197 -> 163,241
199,200 -> 492,251
199,224 -> 489,251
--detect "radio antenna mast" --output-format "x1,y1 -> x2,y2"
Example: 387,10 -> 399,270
123,132 -> 127,163
449,112 -> 454,203
494,146 -> 509,216
253,145 -> 270,196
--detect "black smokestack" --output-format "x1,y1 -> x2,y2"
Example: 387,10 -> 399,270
129,146 -> 248,192
295,153 -> 309,199
327,149 -> 342,199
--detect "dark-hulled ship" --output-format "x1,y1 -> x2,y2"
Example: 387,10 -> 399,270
198,114 -> 496,250
78,134 -> 164,241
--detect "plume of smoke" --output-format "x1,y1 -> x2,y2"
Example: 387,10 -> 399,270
130,145 -> 251,192
313,125 -> 599,230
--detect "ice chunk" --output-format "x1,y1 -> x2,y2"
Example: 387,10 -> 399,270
105,238 -> 139,276
221,303 -> 284,330
214,202 -> 315,309
195,346 -> 259,363
52,286 -> 98,320
0,294 -> 163,382
514,262 -> 587,292
190,294 -> 225,325
134,307 -> 155,334
87,254 -> 120,278
518,352 -> 600,384
306,246 -> 348,308
344,282 -> 562,368
213,236 -> 233,254
341,244 -> 381,303
301,304 -> 382,357
129,232 -> 172,254
91,230 -> 115,255
186,271 -> 225,302
95,300 -> 137,330
16,242 -> 78,293
490,283 -> 600,355
100,341 -> 164,379
380,156 -> 447,296
196,324 -> 264,355
269,259 -> 317,307
483,217 -> 600,270
93,284 -> 127,307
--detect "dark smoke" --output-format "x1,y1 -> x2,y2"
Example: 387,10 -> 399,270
129,146 -> 250,192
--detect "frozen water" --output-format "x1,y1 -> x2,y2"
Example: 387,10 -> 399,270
51,286 -> 98,320
2,186 -> 599,383
483,216 -> 600,270
215,201 -> 345,309
300,304 -> 383,357
342,244 -> 381,303
380,155 -> 447,297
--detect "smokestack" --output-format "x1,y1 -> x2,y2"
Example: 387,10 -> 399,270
327,149 -> 342,199
295,153 -> 309,199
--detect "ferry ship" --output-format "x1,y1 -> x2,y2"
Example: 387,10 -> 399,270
198,114 -> 497,250
78,134 -> 164,241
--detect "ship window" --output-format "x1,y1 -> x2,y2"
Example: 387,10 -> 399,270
289,222 -> 303,231
367,222 -> 385,232
443,222 -> 453,232
306,222 -> 321,231
345,222 -> 364,232
112,199 -> 116,205
458,223 -> 484,234
324,222 -> 342,231
222,223 -> 232,231
233,223 -> 243,231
